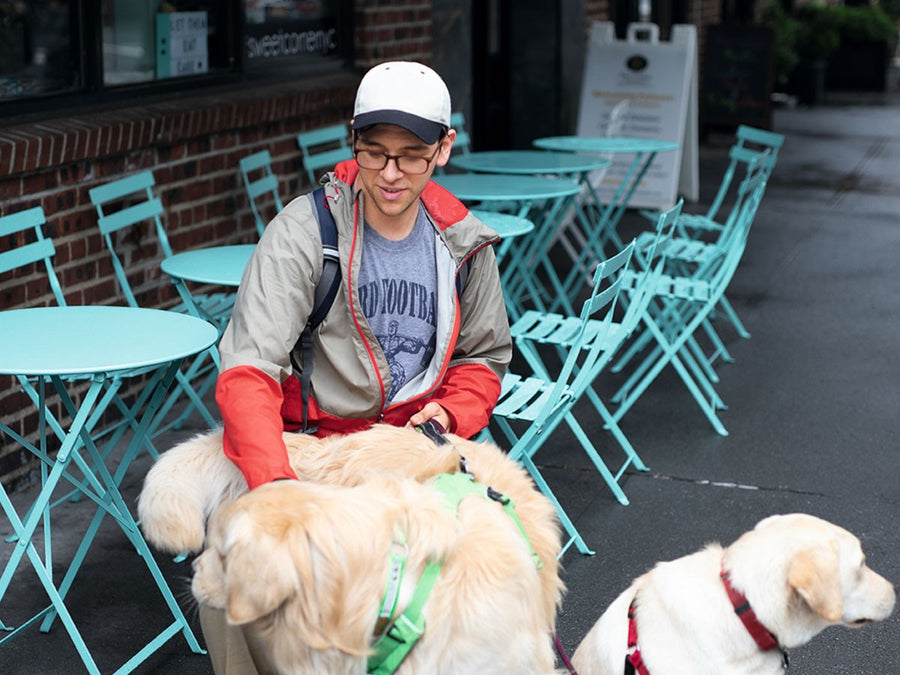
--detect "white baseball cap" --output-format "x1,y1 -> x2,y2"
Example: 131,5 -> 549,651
351,61 -> 452,144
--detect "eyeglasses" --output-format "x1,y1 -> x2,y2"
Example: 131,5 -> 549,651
353,142 -> 443,175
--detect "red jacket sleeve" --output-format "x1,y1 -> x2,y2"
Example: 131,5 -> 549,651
429,362 -> 501,438
216,365 -> 297,489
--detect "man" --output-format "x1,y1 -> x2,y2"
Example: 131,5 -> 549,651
202,61 -> 512,673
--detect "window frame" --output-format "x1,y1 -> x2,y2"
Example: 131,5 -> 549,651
0,0 -> 353,119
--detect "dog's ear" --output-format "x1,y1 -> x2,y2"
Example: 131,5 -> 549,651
222,515 -> 298,625
788,541 -> 843,622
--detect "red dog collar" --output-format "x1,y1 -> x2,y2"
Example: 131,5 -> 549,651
721,566 -> 790,668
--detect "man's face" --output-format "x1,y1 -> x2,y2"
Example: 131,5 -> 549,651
352,124 -> 454,228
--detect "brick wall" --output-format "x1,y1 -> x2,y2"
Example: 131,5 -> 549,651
355,0 -> 433,66
0,0 -> 434,490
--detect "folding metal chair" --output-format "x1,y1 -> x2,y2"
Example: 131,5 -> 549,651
501,199 -> 681,507
611,171 -> 769,436
486,240 -> 639,556
296,123 -> 353,186
239,149 -> 283,237
621,148 -> 772,378
88,170 -> 223,433
661,125 -> 784,340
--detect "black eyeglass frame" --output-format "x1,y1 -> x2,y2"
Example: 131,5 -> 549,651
352,133 -> 447,175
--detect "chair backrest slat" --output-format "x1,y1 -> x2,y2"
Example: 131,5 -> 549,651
0,206 -> 45,237
0,206 -> 66,306
246,174 -> 280,200
0,239 -> 55,275
88,171 -> 156,204
297,124 -> 352,186
95,198 -> 165,236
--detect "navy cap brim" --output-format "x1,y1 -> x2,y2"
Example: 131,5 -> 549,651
351,110 -> 445,144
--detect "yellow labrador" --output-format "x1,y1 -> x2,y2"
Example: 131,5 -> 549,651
138,425 -> 564,641
192,475 -> 558,674
572,513 -> 895,674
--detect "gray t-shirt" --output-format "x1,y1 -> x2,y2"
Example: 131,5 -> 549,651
357,205 -> 438,403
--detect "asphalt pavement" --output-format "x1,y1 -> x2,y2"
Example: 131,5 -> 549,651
2,77 -> 900,673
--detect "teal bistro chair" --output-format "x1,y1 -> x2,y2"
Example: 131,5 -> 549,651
500,200 -> 682,510
239,149 -> 284,237
88,170 -> 222,434
619,149 -> 772,382
674,125 -> 784,340
610,171 -> 769,436
297,123 -> 353,187
486,239 -> 639,557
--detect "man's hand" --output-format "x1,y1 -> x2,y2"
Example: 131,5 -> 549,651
407,401 -> 452,432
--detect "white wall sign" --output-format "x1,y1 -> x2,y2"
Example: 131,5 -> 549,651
577,22 -> 699,209
156,12 -> 209,79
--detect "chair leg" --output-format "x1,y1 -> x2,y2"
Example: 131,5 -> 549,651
518,452 -> 595,556
493,416 -> 595,555
563,412 -> 632,506
717,295 -> 751,339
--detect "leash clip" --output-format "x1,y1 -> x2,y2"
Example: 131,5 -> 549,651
414,419 -> 450,446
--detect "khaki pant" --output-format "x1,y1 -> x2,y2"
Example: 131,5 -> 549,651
199,604 -> 277,675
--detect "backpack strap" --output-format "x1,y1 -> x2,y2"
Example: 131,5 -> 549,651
290,187 -> 340,433
309,187 -> 341,331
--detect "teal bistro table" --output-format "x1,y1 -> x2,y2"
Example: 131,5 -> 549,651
452,151 -> 612,298
434,173 -> 583,319
160,243 -> 256,345
0,306 -> 218,674
533,136 -> 679,299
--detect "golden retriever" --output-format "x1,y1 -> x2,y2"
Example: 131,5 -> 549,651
138,425 -> 564,651
192,476 -> 559,674
571,513 -> 896,674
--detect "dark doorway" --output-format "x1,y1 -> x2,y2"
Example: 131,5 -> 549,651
471,0 -> 585,150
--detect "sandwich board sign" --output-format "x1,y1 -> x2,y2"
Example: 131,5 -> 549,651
156,12 -> 209,79
576,22 -> 698,209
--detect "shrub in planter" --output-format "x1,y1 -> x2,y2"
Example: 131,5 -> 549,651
826,5 -> 897,91
759,1 -> 802,89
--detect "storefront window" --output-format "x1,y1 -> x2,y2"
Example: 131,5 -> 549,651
243,0 -> 343,73
0,0 -> 350,108
102,0 -> 230,86
0,0 -> 80,100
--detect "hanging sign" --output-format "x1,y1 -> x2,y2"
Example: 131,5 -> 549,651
577,22 -> 699,209
156,12 -> 209,79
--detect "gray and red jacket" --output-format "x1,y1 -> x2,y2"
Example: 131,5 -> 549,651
216,160 -> 512,489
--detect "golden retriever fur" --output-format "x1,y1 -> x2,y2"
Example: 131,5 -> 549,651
572,513 -> 896,674
192,477 -> 559,674
138,425 -> 564,658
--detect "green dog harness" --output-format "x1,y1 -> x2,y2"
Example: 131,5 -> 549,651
366,471 -> 541,674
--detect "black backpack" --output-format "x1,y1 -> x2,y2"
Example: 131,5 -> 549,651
292,187 -> 470,432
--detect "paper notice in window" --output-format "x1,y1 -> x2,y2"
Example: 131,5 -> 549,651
156,12 -> 209,79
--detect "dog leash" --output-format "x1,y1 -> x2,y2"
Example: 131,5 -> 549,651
554,634 -> 579,674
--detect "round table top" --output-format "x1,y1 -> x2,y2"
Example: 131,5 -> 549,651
470,210 -> 535,238
450,150 -> 611,175
435,174 -> 581,201
160,244 -> 256,287
533,136 -> 680,154
0,306 -> 219,376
